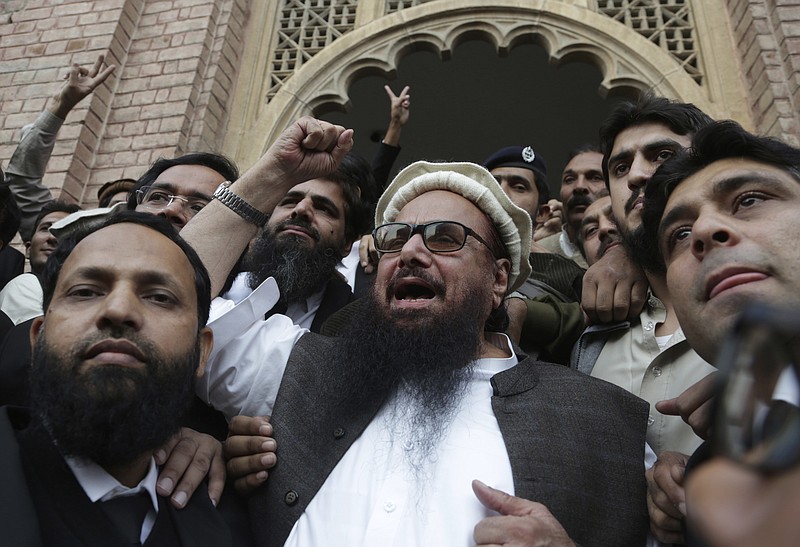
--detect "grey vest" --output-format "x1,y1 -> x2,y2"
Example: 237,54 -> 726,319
250,334 -> 649,547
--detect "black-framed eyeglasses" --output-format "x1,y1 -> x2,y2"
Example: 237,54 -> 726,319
135,186 -> 210,217
712,302 -> 800,472
373,221 -> 493,254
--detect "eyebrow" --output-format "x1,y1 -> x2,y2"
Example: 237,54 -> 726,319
150,182 -> 213,202
283,190 -> 342,217
658,172 -> 788,238
494,173 -> 531,187
581,204 -> 613,228
65,266 -> 187,296
607,138 -> 685,170
581,212 -> 599,228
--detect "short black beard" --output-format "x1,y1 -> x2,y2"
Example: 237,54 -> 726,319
29,330 -> 199,468
323,272 -> 489,466
619,221 -> 666,275
247,220 -> 342,304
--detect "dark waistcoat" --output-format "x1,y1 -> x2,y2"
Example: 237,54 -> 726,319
250,334 -> 650,547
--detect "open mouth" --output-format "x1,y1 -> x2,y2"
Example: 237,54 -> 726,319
389,275 -> 443,310
395,280 -> 436,301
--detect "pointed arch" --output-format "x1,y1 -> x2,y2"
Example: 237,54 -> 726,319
224,0 -> 715,167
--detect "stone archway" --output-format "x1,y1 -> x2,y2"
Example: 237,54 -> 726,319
223,0 -> 715,168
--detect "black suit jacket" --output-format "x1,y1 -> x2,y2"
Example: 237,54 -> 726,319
309,275 -> 357,334
0,407 -> 252,547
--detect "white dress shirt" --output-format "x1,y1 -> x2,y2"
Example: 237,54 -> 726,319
66,456 -> 159,543
285,333 -> 518,547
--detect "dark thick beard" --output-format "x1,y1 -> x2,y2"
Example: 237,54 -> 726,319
323,275 -> 488,466
29,330 -> 199,468
619,221 -> 666,275
246,221 -> 341,304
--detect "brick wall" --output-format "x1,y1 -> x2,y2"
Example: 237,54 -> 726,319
726,0 -> 800,145
0,0 -> 249,207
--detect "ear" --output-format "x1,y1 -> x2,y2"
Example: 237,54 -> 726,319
339,236 -> 355,259
30,315 -> 45,349
535,203 -> 551,226
24,240 -> 31,259
339,241 -> 355,258
491,257 -> 511,310
194,326 -> 214,379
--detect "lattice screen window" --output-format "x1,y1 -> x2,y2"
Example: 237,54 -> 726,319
268,0 -> 358,101
596,0 -> 703,85
386,0 -> 437,13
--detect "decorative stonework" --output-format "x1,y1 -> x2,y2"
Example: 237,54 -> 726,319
228,1 -> 716,167
386,0 -> 434,12
268,0 -> 359,101
595,0 -> 703,85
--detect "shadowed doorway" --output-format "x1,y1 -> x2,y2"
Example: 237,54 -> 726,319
319,39 -> 636,195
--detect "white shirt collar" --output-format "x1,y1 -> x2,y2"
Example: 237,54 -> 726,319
65,455 -> 160,512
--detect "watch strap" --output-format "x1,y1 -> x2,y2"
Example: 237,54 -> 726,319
212,181 -> 269,227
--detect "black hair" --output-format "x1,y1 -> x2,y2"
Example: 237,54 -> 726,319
641,120 -> 800,272
41,211 -> 212,330
30,200 -> 82,242
0,185 -> 21,247
532,169 -> 550,207
126,152 -> 240,210
564,143 -> 601,166
599,93 -> 714,185
325,152 -> 376,241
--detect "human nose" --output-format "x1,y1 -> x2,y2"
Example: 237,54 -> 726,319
572,175 -> 590,194
598,217 -> 618,241
96,285 -> 143,331
398,232 -> 433,269
290,197 -> 314,220
158,197 -> 190,228
690,211 -> 738,260
627,154 -> 654,191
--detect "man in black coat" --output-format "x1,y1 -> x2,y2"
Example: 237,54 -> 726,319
1,212 -> 251,546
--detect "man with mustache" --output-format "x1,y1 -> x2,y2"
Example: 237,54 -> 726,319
572,94 -> 717,543
537,145 -> 607,269
223,152 -> 373,332
639,120 -> 800,547
576,193 -> 621,267
1,211 -> 252,546
483,145 -> 586,304
182,117 -> 650,546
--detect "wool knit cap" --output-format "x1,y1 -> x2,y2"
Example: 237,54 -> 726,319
375,161 -> 532,293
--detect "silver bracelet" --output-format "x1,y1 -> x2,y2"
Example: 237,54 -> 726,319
212,181 -> 269,227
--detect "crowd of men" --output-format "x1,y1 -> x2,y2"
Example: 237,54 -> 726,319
1,55 -> 798,547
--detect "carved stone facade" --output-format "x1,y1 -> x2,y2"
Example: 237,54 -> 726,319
0,0 -> 798,210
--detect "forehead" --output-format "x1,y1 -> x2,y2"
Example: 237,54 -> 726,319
153,164 -> 225,197
666,157 -> 800,210
563,151 -> 603,173
395,190 -> 487,226
37,211 -> 70,229
60,223 -> 196,294
611,122 -> 691,155
584,195 -> 612,218
286,178 -> 346,208
490,166 -> 535,182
